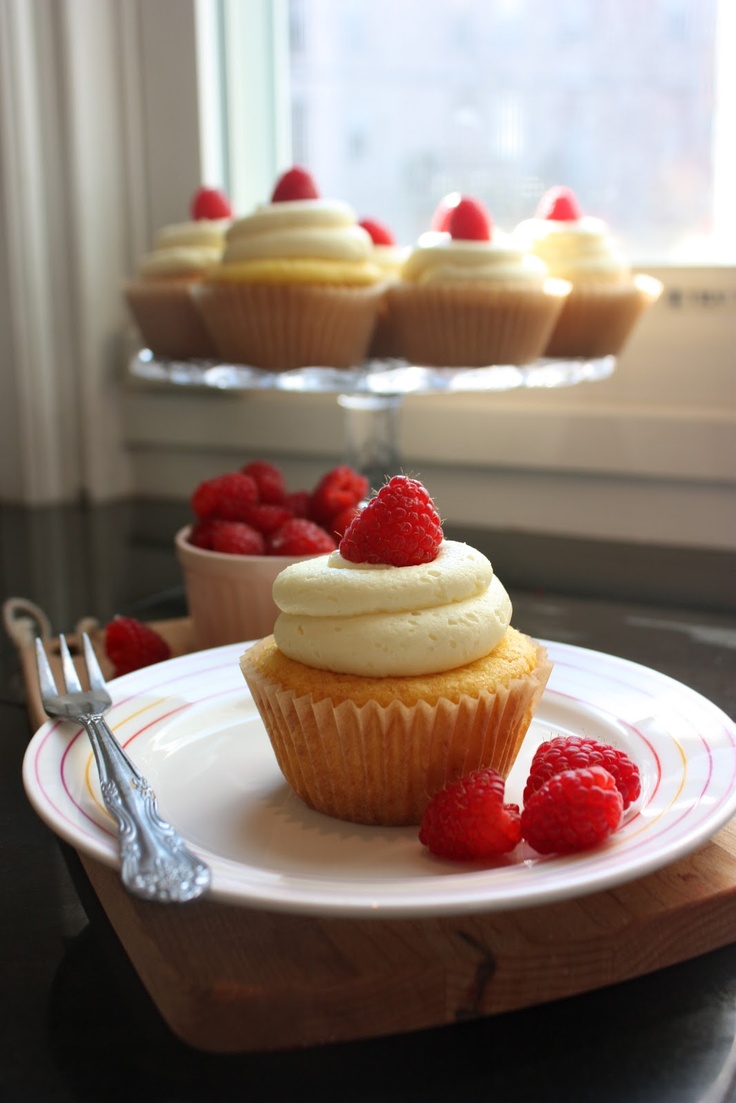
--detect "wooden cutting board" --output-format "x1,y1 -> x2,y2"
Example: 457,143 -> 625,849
11,606 -> 736,1053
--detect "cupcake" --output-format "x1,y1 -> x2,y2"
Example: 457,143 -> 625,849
240,475 -> 553,826
514,186 -> 663,358
124,186 -> 232,360
358,217 -> 408,360
386,195 -> 570,368
192,167 -> 385,370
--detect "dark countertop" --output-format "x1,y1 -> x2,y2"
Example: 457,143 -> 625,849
2,502 -> 736,1102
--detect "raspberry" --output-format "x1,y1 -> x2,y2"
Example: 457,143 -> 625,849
104,616 -> 171,678
240,502 -> 293,535
190,472 -> 258,521
535,186 -> 582,222
190,185 -> 233,220
358,218 -> 396,246
283,489 -> 311,518
271,166 -> 319,202
419,768 -> 521,860
188,517 -> 228,550
241,460 -> 286,504
447,196 -> 492,241
521,766 -> 623,855
268,518 -> 337,556
309,465 -> 369,526
339,475 -> 443,567
524,735 -> 641,810
210,521 -> 265,556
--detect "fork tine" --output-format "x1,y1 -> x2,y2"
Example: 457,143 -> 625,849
59,634 -> 83,694
35,637 -> 59,699
81,633 -> 106,690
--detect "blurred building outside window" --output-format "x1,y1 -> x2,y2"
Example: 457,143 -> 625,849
216,0 -> 734,267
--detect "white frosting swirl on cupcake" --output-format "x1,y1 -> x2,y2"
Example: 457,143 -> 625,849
222,199 -> 373,265
401,232 -> 548,287
513,216 -> 630,283
272,540 -> 512,677
138,219 -> 229,279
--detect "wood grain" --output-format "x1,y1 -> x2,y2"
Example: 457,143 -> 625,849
79,818 -> 736,1052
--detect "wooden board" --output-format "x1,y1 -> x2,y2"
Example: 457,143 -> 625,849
14,611 -> 736,1053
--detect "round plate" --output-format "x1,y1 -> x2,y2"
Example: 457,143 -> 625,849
23,640 -> 736,918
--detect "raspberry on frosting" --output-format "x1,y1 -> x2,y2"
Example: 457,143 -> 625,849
535,185 -> 583,222
191,185 -> 233,220
446,196 -> 493,241
271,166 -> 320,202
339,475 -> 443,567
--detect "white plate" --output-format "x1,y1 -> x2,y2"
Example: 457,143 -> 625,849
23,640 -> 736,918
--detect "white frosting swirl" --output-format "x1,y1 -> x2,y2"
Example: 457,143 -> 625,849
401,232 -> 548,287
138,219 -> 229,279
513,215 -> 630,282
222,198 -> 373,265
272,540 -> 512,677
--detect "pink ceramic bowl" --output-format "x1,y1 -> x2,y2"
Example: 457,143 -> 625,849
175,526 -> 311,649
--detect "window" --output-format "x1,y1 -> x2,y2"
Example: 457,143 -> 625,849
215,0 -> 734,265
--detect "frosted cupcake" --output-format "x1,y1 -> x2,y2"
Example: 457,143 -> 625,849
386,195 -> 570,367
514,186 -> 663,358
193,167 -> 385,370
124,186 -> 232,360
240,475 -> 552,826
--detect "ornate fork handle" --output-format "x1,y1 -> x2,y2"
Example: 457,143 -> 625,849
81,713 -> 210,903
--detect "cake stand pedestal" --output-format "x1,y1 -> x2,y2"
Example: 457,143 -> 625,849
128,350 -> 616,488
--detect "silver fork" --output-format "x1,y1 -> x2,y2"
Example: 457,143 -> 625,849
35,633 -> 211,903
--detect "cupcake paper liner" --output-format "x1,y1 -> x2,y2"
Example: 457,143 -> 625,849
191,281 -> 385,370
385,280 -> 570,368
125,279 -> 220,360
543,273 -> 663,358
241,638 -> 553,826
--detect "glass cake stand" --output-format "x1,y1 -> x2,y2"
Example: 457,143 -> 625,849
129,349 -> 615,488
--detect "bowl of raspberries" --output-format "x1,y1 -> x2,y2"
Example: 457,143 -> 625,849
175,460 -> 368,648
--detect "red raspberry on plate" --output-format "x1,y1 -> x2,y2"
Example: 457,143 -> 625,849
190,185 -> 233,220
339,474 -> 443,567
268,518 -> 337,556
521,765 -> 624,855
104,616 -> 171,678
309,465 -> 369,526
271,166 -> 319,202
419,768 -> 522,861
524,735 -> 641,809
241,460 -> 286,504
210,521 -> 265,556
447,196 -> 492,241
535,185 -> 582,222
190,472 -> 258,521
